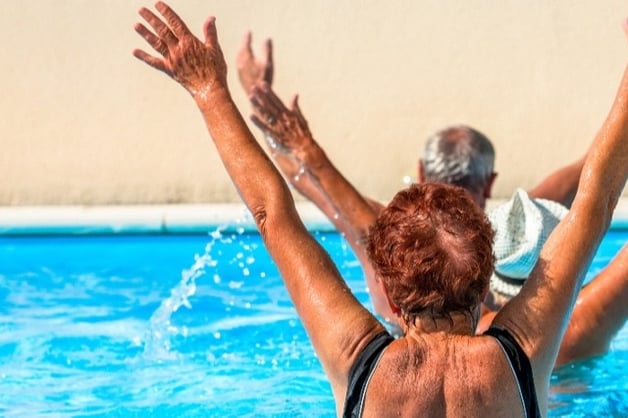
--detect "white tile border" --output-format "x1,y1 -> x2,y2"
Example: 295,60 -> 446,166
0,202 -> 334,235
0,199 -> 627,235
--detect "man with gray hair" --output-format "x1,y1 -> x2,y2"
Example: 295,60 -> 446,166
236,34 -> 627,367
420,125 -> 496,209
417,123 -> 585,212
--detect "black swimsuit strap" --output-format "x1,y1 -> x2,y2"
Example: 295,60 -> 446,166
484,327 -> 542,418
342,332 -> 394,418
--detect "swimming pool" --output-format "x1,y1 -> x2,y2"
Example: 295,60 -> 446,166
0,221 -> 626,417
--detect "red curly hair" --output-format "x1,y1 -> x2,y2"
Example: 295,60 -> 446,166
366,183 -> 495,325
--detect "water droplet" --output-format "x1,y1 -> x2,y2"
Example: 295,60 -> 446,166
402,175 -> 415,185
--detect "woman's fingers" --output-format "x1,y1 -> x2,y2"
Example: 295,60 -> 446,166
134,22 -> 168,56
132,48 -> 169,74
138,6 -> 178,49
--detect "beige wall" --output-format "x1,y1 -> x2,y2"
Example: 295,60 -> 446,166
1,1 -> 627,205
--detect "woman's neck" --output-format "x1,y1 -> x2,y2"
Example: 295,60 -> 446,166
402,308 -> 479,337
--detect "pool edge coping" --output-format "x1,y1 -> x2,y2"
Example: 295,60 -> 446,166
0,202 -> 333,235
1,199 -> 628,235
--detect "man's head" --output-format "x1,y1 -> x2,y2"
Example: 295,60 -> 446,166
367,183 -> 495,326
419,125 -> 497,209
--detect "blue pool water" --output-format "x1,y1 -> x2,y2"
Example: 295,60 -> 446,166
0,227 -> 626,417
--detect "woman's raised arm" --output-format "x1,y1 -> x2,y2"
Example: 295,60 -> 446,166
132,2 -> 385,405
493,51 -> 628,403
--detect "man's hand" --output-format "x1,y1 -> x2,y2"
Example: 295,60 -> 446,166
249,82 -> 325,168
236,32 -> 274,95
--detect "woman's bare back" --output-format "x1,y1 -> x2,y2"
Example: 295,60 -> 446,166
360,334 -> 529,418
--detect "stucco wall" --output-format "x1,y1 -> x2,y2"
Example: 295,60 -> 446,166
1,1 -> 627,205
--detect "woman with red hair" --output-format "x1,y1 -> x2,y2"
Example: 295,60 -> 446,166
133,3 -> 628,416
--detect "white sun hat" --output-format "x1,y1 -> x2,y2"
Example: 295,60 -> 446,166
488,188 -> 568,298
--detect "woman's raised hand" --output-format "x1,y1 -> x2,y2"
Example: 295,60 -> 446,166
133,1 -> 228,100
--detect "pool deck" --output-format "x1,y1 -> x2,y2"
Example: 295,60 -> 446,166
1,199 -> 628,235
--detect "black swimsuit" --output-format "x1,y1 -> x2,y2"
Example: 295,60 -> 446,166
342,332 -> 394,418
484,327 -> 542,418
342,328 -> 540,418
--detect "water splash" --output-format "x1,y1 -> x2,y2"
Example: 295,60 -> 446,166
264,133 -> 288,154
141,130 -> 353,361
142,227 -> 226,361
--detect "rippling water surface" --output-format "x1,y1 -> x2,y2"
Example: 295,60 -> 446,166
0,228 -> 625,417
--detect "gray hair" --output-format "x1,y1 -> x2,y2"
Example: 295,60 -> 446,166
421,125 -> 495,193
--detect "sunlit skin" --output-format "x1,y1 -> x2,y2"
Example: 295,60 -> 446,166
134,3 -> 628,416
238,31 -> 628,368
236,32 -> 273,96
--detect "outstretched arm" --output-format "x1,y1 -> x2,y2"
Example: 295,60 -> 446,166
133,2 -> 385,406
235,35 -> 387,231
527,155 -> 586,208
249,84 -> 382,242
493,38 -> 628,403
235,37 -> 394,322
249,83 -> 396,323
556,242 -> 628,366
